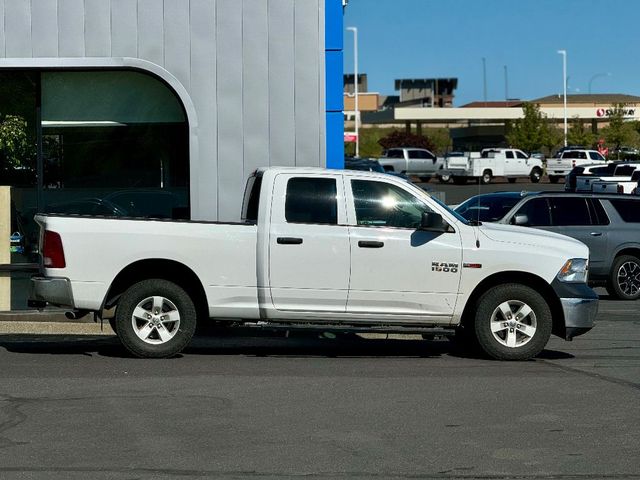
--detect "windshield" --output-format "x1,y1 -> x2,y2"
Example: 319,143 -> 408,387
455,194 -> 523,222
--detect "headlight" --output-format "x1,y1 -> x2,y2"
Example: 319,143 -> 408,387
557,258 -> 589,283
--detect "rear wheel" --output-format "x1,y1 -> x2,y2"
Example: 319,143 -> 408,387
438,173 -> 451,183
480,170 -> 492,184
115,279 -> 197,358
473,284 -> 552,360
608,255 -> 640,300
548,175 -> 560,184
530,168 -> 543,183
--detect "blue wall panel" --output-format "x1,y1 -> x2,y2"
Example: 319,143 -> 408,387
325,0 -> 343,169
325,50 -> 343,113
325,112 -> 344,169
324,0 -> 343,51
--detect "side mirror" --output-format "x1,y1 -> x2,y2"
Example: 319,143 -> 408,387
512,214 -> 529,226
420,212 -> 450,233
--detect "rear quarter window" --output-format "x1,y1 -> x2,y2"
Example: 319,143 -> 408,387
609,199 -> 640,223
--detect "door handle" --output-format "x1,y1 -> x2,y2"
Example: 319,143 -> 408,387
358,240 -> 384,248
590,232 -> 603,237
277,237 -> 303,245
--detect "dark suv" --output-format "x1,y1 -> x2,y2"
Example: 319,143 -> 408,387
456,192 -> 640,300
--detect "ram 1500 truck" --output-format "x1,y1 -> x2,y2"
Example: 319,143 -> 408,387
30,167 -> 598,360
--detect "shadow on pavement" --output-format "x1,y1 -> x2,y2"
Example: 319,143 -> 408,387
0,329 -> 575,361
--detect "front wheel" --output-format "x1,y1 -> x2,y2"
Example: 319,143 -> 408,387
608,255 -> 640,300
438,173 -> 451,183
473,284 -> 552,360
115,279 -> 197,358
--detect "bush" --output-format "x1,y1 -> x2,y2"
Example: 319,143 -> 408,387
378,130 -> 436,152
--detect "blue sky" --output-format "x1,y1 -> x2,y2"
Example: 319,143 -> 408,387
343,0 -> 639,106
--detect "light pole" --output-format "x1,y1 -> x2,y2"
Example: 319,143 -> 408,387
557,50 -> 568,147
504,65 -> 509,101
482,57 -> 487,105
347,26 -> 359,158
588,72 -> 611,94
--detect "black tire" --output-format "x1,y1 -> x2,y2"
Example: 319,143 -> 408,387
607,255 -> 640,300
530,168 -> 542,183
452,176 -> 467,185
108,317 -> 118,334
480,170 -> 492,185
115,279 -> 197,358
548,175 -> 560,184
507,178 -> 517,184
438,174 -> 451,184
473,284 -> 552,360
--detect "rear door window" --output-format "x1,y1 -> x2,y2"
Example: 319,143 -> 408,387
514,197 -> 551,226
549,198 -> 592,226
609,199 -> 640,222
285,178 -> 338,225
589,199 -> 610,226
505,151 -> 514,159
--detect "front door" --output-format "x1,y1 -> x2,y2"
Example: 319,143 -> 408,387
345,178 -> 462,317
268,174 -> 351,312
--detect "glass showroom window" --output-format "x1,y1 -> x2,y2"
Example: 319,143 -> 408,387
0,70 -> 189,311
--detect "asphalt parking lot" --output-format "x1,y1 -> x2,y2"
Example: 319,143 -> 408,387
0,290 -> 638,480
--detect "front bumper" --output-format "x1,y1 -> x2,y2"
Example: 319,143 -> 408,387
30,276 -> 74,308
552,280 -> 598,340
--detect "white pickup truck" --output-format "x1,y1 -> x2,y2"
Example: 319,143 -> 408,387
576,164 -> 640,194
30,167 -> 597,360
548,149 -> 607,183
443,148 -> 544,184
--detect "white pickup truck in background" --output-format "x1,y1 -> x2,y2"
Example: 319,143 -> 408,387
576,163 -> 640,194
30,167 -> 597,360
443,148 -> 544,184
548,149 -> 607,183
377,147 -> 445,181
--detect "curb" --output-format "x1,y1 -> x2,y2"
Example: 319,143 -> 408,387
0,320 -> 115,336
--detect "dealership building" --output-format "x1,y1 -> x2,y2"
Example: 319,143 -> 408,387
0,0 -> 346,311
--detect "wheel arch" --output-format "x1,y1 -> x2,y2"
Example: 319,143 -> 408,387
102,259 -> 209,321
459,271 -> 564,337
613,245 -> 640,261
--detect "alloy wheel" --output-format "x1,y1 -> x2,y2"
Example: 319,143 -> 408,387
490,300 -> 537,348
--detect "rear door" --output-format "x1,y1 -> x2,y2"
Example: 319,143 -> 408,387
268,174 -> 350,312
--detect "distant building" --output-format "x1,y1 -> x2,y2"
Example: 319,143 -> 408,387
362,93 -> 640,151
394,78 -> 458,108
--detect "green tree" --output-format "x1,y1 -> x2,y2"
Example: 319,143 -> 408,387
601,103 -> 636,151
506,102 -> 548,152
0,114 -> 35,170
567,117 -> 595,148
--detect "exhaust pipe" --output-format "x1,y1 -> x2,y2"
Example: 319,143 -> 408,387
65,310 -> 90,320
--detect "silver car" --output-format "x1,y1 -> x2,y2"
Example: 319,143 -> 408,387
456,192 -> 640,300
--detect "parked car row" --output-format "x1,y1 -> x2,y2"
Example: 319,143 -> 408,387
455,191 -> 640,300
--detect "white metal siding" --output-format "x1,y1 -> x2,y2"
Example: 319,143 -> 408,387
0,0 -> 326,222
